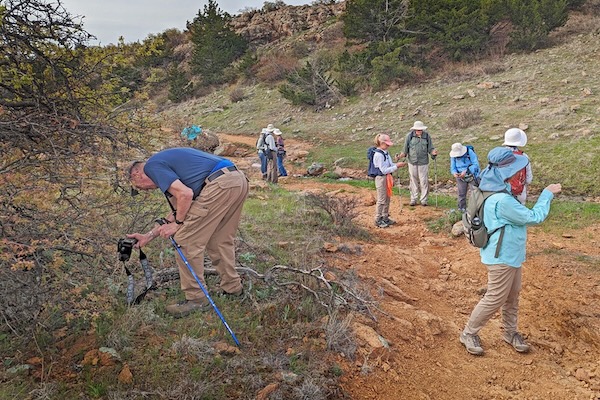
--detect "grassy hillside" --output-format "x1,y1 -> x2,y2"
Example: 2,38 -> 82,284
160,15 -> 600,200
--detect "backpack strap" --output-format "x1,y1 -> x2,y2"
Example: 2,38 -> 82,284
374,148 -> 387,160
481,190 -> 511,258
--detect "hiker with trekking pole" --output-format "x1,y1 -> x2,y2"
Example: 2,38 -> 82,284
126,148 -> 248,320
367,134 -> 406,228
398,121 -> 438,207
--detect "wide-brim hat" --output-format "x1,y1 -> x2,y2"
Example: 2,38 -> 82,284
449,143 -> 467,158
411,121 -> 427,131
503,128 -> 527,147
273,129 -> 282,136
266,124 -> 275,132
478,147 -> 529,191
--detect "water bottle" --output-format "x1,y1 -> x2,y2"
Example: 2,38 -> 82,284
472,216 -> 481,228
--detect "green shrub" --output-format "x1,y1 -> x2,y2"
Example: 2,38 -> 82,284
370,46 -> 415,90
279,61 -> 340,107
167,68 -> 193,103
189,0 -> 248,85
506,0 -> 569,50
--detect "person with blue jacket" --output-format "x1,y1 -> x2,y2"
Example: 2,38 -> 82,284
449,143 -> 480,212
460,147 -> 561,356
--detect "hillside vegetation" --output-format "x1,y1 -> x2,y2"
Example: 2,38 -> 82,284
162,11 -> 600,199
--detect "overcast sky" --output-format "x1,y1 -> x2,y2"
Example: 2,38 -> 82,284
61,0 -> 312,45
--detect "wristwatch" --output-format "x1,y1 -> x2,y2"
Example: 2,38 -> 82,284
175,219 -> 184,225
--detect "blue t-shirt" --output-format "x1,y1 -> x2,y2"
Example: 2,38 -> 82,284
144,148 -> 232,198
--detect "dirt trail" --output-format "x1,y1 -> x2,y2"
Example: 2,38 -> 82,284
221,133 -> 600,400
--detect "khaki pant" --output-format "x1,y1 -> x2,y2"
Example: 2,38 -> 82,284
173,169 -> 249,300
463,264 -> 522,337
266,150 -> 278,183
408,163 -> 429,204
374,175 -> 390,220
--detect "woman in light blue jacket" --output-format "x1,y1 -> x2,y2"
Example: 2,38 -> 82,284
460,147 -> 562,356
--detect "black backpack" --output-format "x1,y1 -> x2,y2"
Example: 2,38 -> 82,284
462,188 -> 510,258
367,146 -> 387,177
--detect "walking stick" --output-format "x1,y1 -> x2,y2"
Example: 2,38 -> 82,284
157,220 -> 241,347
433,156 -> 438,207
395,154 -> 404,215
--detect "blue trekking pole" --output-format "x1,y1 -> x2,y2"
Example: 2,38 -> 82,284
157,220 -> 241,347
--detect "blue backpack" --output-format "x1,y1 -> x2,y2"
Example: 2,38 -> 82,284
367,146 -> 387,177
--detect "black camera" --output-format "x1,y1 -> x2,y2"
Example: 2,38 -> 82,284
463,172 -> 475,183
118,238 -> 138,262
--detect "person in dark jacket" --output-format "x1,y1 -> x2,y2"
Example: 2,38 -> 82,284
399,121 -> 438,206
273,128 -> 288,177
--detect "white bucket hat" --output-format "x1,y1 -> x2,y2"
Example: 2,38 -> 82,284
273,128 -> 282,136
411,121 -> 427,131
266,124 -> 275,132
449,143 -> 467,158
503,128 -> 527,147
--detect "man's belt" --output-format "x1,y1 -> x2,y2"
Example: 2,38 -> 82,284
206,165 -> 238,183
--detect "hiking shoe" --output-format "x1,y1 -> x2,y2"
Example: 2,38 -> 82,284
409,201 -> 417,206
375,219 -> 389,228
421,202 -> 428,207
383,217 -> 396,226
503,332 -> 530,353
165,298 -> 209,318
215,287 -> 244,298
460,332 -> 484,356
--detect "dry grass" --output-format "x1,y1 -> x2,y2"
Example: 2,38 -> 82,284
229,86 -> 246,103
446,108 -> 483,129
325,313 -> 357,359
254,54 -> 300,83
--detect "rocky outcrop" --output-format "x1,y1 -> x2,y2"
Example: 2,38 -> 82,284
230,3 -> 345,47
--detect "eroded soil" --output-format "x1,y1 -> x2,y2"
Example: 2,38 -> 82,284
224,132 -> 600,400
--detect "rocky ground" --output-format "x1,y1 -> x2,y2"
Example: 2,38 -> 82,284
222,132 -> 600,400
